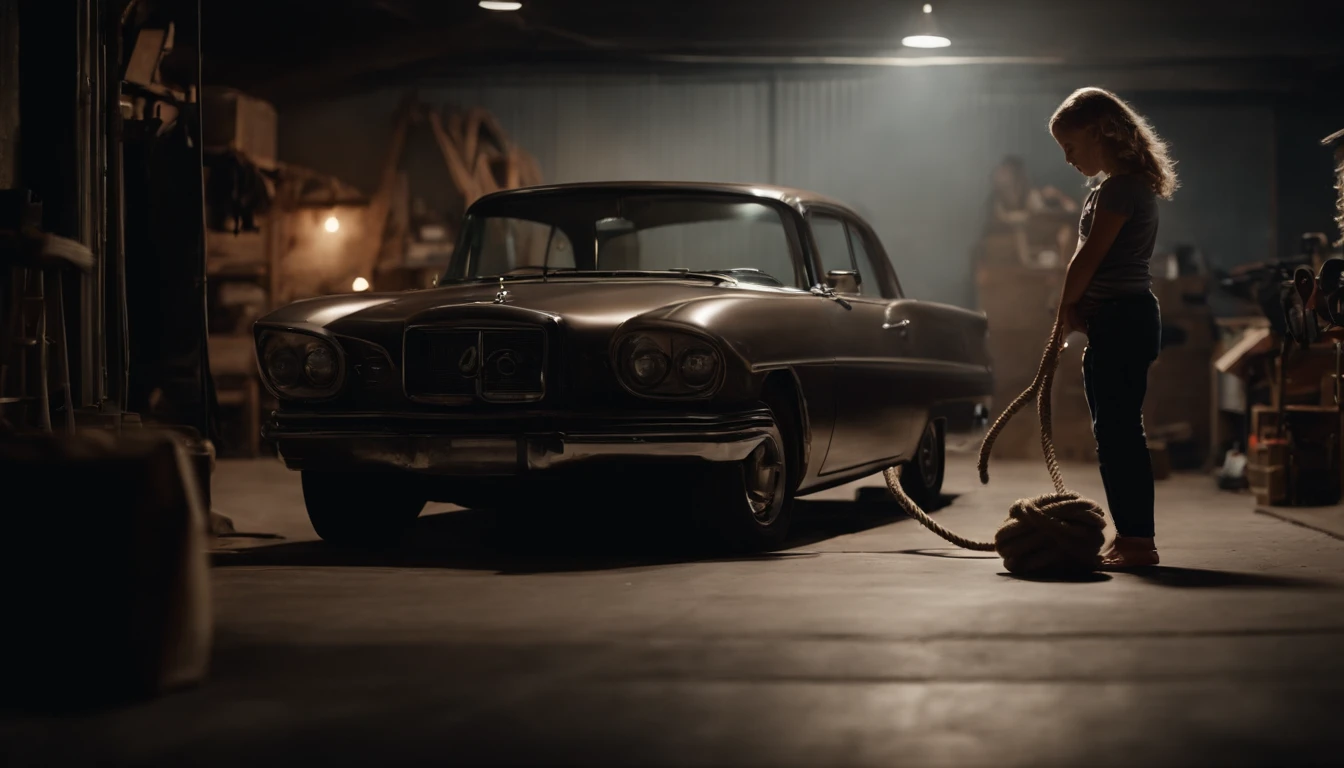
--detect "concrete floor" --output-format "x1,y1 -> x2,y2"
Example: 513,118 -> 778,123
4,452 -> 1344,767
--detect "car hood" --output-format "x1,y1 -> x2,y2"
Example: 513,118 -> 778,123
261,277 -> 791,338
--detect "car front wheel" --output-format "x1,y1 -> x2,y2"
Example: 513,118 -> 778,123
900,419 -> 945,509
301,470 -> 426,546
691,420 -> 793,552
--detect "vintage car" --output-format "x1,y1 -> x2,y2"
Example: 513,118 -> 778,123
255,181 -> 993,550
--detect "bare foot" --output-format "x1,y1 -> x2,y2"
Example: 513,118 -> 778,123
1099,536 -> 1160,569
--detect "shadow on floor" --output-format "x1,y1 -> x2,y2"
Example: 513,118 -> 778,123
991,564 -> 1340,588
1121,566 -> 1339,590
997,570 -> 1115,584
210,489 -> 954,574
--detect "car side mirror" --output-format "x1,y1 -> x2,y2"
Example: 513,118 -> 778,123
825,270 -> 860,295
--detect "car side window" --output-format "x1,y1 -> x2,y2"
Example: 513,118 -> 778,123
846,223 -> 881,298
810,214 -> 855,276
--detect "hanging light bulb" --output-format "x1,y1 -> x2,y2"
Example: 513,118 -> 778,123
324,215 -> 340,233
903,3 -> 952,48
352,277 -> 370,292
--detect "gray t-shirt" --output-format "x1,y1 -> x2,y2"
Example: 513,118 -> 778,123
1076,174 -> 1159,317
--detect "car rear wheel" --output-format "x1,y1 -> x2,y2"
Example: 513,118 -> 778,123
691,415 -> 794,552
900,419 -> 945,509
301,470 -> 426,546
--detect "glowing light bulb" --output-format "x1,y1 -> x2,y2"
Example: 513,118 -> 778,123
902,34 -> 951,48
479,1 -> 522,10
324,216 -> 340,233
905,3 -> 950,48
352,277 -> 370,292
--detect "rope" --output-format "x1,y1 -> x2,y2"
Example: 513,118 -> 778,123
882,322 -> 1108,574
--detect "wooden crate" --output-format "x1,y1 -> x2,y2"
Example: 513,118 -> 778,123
1248,463 -> 1287,506
976,264 -> 1065,328
1248,407 -> 1341,507
202,87 -> 278,169
1251,405 -> 1281,441
1250,440 -> 1288,466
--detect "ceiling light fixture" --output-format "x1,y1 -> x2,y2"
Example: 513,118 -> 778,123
903,3 -> 951,49
479,1 -> 522,10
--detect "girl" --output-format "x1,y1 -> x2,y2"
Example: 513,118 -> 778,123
1048,87 -> 1179,569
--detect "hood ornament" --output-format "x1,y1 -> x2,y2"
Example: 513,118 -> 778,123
494,276 -> 511,304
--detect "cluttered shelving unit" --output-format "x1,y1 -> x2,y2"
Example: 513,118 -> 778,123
202,87 -> 279,457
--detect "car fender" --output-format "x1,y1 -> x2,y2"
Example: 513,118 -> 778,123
613,292 -> 837,481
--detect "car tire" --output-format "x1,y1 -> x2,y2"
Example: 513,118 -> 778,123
900,419 -> 945,510
301,470 -> 426,546
691,413 -> 794,552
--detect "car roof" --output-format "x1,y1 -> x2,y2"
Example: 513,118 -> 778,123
470,180 -> 860,218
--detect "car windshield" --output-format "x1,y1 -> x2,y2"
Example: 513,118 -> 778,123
442,192 -> 803,288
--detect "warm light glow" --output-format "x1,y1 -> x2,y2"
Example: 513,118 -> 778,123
924,3 -> 933,12
902,35 -> 952,48
478,1 -> 522,10
324,215 -> 340,233
352,277 -> 370,292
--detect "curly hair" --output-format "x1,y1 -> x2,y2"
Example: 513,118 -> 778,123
1049,87 -> 1179,200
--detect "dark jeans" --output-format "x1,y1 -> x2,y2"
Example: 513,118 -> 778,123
1081,291 -> 1162,538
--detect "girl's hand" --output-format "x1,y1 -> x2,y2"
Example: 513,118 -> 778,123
1058,303 -> 1084,335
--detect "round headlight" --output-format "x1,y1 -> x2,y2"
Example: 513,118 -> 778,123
304,345 -> 337,386
678,348 -> 718,387
265,346 -> 302,388
629,348 -> 670,386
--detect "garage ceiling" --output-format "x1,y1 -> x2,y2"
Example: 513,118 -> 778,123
201,0 -> 1344,104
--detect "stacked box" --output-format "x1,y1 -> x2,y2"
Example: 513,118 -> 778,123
1246,408 -> 1342,507
1248,438 -> 1288,505
1283,406 -> 1341,506
202,87 -> 278,169
1247,461 -> 1288,506
1251,405 -> 1281,442
1148,278 -> 1216,467
978,264 -> 1082,460
978,267 -> 1218,466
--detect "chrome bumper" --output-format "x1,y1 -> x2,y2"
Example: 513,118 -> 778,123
266,410 -> 775,476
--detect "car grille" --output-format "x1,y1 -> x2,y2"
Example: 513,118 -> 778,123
404,327 -> 546,401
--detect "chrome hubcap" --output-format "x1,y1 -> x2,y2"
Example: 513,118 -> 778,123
744,438 -> 783,525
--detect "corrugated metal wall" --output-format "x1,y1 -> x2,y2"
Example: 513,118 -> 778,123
281,70 -> 1274,308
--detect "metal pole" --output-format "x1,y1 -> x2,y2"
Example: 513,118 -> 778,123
92,0 -> 107,407
56,271 -> 74,434
190,0 -> 212,440
104,0 -> 132,419
36,270 -> 50,432
75,0 -> 97,412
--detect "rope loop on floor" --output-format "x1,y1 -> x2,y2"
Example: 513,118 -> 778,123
883,322 -> 1107,574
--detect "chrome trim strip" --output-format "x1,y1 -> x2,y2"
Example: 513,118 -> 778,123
751,357 -> 991,374
271,431 -> 771,475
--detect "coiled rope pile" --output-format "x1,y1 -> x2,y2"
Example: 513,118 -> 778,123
882,323 -> 1108,574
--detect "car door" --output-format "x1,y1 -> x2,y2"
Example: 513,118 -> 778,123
807,209 -> 916,476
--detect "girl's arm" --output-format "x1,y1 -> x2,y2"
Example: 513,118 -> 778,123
1056,207 -> 1129,329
